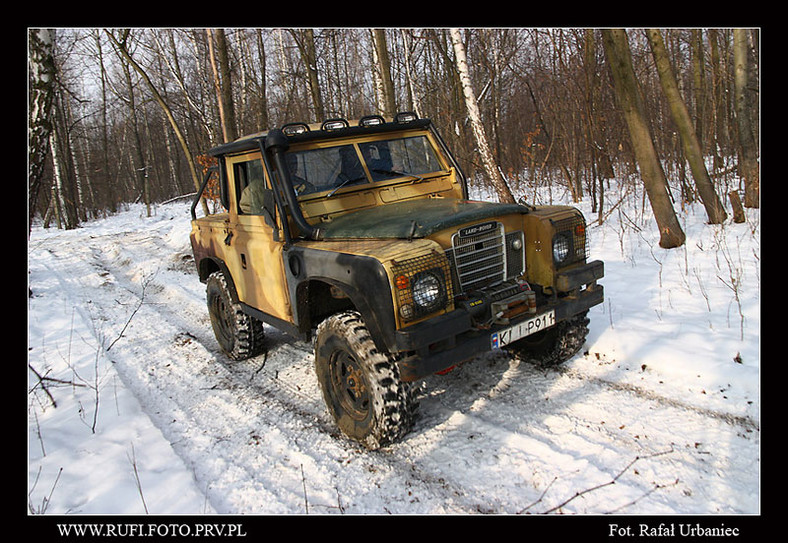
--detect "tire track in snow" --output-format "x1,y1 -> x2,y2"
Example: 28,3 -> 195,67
394,354 -> 758,514
75,227 -> 526,512
555,365 -> 759,432
30,221 -> 759,514
51,228 -> 482,513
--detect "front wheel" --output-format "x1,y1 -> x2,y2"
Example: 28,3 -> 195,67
314,311 -> 417,449
508,310 -> 589,367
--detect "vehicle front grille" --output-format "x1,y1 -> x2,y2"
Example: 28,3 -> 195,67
446,222 -> 523,294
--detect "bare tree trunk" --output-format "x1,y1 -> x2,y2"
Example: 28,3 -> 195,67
729,190 -> 745,223
93,31 -> 120,213
450,28 -> 515,204
63,97 -> 89,222
602,29 -> 685,248
371,29 -> 396,117
582,29 -> 605,222
733,29 -> 759,208
119,56 -> 151,217
370,34 -> 385,116
28,28 -> 57,235
400,29 -> 421,116
51,92 -> 82,229
49,126 -> 73,229
255,30 -> 269,129
646,29 -> 727,224
690,30 -> 707,152
74,119 -> 98,219
216,29 -> 237,141
707,29 -> 728,172
289,29 -> 324,121
207,29 -> 237,143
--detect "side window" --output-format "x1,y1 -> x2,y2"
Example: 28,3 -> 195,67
235,158 -> 275,220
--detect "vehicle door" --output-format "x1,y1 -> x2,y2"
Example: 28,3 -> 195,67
226,151 -> 293,324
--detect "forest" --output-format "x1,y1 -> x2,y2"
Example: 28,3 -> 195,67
28,28 -> 760,248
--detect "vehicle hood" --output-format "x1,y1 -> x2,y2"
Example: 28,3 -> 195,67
316,198 -> 529,240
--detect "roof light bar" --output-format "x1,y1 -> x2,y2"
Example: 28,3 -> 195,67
359,115 -> 385,127
395,111 -> 418,124
281,122 -> 310,136
321,118 -> 349,131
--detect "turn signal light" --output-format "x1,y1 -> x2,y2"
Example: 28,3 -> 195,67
395,274 -> 410,290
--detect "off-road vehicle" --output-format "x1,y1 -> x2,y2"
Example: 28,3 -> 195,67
190,112 -> 604,449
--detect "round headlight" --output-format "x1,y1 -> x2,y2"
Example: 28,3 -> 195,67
412,272 -> 442,309
553,234 -> 571,262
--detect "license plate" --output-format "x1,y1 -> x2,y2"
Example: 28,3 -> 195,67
491,310 -> 555,349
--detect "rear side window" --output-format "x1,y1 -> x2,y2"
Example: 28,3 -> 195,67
235,158 -> 275,219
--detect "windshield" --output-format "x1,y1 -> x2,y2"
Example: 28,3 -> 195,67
287,135 -> 444,197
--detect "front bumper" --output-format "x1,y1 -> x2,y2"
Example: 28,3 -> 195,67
395,260 -> 604,381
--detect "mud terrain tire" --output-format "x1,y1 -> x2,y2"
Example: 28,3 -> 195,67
509,310 -> 589,367
315,311 -> 417,449
206,271 -> 265,360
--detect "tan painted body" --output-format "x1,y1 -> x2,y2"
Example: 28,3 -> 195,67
190,116 -> 600,352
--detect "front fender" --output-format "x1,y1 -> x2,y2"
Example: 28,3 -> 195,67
284,246 -> 398,353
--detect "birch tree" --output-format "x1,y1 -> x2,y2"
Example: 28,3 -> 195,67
450,28 -> 515,204
29,28 -> 57,234
207,28 -> 237,143
255,30 -> 269,130
400,29 -> 421,116
371,29 -> 396,117
733,29 -> 759,208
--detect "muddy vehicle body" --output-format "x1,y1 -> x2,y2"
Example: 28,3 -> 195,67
190,113 -> 604,448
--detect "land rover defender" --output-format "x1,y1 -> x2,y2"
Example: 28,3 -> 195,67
190,112 -> 604,449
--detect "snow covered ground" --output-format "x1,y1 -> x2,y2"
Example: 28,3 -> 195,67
27,181 -> 759,520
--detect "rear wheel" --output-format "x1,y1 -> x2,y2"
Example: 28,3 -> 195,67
206,271 -> 265,360
509,310 -> 589,366
314,311 -> 417,449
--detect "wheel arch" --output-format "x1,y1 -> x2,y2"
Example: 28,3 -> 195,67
198,257 -> 239,302
295,278 -> 355,336
286,247 -> 398,354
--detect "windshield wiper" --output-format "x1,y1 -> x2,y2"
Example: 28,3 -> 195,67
326,175 -> 367,198
372,168 -> 425,183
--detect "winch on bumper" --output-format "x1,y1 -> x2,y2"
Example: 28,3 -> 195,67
394,259 -> 604,381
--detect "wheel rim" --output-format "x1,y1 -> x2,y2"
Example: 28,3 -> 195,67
328,350 -> 370,421
209,294 -> 233,347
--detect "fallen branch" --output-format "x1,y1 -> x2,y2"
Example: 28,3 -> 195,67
28,466 -> 62,514
541,447 -> 675,514
107,272 -> 153,351
28,364 -> 86,408
301,464 -> 309,514
128,443 -> 149,514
